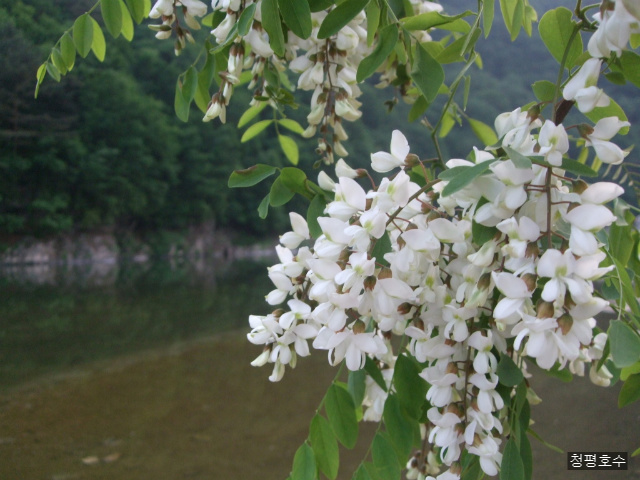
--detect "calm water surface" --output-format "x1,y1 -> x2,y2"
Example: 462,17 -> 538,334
0,259 -> 638,479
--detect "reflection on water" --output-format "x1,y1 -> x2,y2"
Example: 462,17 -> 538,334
0,258 -> 273,388
0,259 -> 638,480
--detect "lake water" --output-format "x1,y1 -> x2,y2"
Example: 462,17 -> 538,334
0,258 -> 638,479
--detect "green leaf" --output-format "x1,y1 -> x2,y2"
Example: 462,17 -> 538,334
408,95 -> 429,122
310,415 -> 339,480
503,146 -> 532,169
270,175 -> 295,206
241,119 -> 273,142
119,0 -> 135,40
309,0 -> 335,12
609,222 -> 634,266
440,160 -> 493,197
325,384 -> 359,449
469,118 -> 499,146
371,231 -> 392,267
520,430 -> 533,480
101,0 -> 123,37
411,43 -> 444,103
279,119 -> 305,134
125,0 -> 149,23
307,195 -> 326,238
73,13 -> 94,58
364,356 -> 388,392
501,0 -> 524,40
472,219 -> 497,245
90,17 -> 107,62
538,7 -> 582,67
318,0 -> 369,39
278,0 -> 312,39
258,193 -> 270,219
237,3 -> 257,36
174,79 -> 190,122
619,373 -> 640,407
609,320 -> 640,368
532,80 -> 556,102
34,62 -> 47,98
357,24 -> 398,82
483,0 -> 495,37
280,167 -> 311,198
559,158 -> 598,177
527,428 -> 564,453
500,438 -> 524,480
393,354 -> 427,420
291,442 -> 317,480
279,134 -> 299,165
621,361 -> 640,381
51,48 -> 68,75
584,97 -> 629,135
497,352 -> 524,387
228,164 -> 278,188
543,363 -> 573,382
402,11 -> 472,32
365,0 -> 380,46
182,66 -> 198,102
348,369 -> 366,407
353,464 -> 373,480
46,61 -> 61,82
621,50 -> 640,88
261,0 -> 285,56
371,433 -> 401,480
60,33 -> 76,71
238,102 -> 268,128
383,394 -> 416,461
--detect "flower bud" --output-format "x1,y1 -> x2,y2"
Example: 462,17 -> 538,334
521,273 -> 537,292
536,300 -> 555,319
572,179 -> 589,195
563,290 -> 576,310
557,314 -> 573,335
378,267 -> 393,279
364,275 -> 377,291
404,153 -> 420,168
525,241 -> 539,259
397,302 -> 413,315
477,272 -> 492,291
272,308 -> 285,318
577,123 -> 595,138
352,320 -> 366,334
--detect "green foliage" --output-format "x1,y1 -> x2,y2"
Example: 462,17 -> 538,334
325,383 -> 359,449
538,7 -> 582,68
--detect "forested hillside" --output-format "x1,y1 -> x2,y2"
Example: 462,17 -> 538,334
1,0 -> 637,242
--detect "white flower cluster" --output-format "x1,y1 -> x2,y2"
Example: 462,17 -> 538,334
149,0 -> 208,54
148,0 -> 450,162
249,118 -> 624,476
242,2 -> 638,478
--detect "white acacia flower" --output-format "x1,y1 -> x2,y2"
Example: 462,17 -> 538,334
589,0 -> 639,58
326,177 -> 366,220
371,130 -> 410,173
150,0 -> 174,18
580,182 -> 624,204
537,249 -> 593,304
468,331 -> 498,374
513,314 -> 560,369
538,120 -> 569,166
585,117 -> 631,165
313,327 -> 387,371
563,59 -> 610,113
279,212 -> 310,248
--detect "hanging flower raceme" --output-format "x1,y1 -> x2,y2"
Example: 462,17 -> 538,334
247,111 -> 626,476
